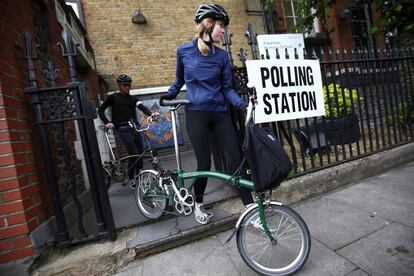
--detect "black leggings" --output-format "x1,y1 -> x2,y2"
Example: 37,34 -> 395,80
186,110 -> 254,206
118,128 -> 143,180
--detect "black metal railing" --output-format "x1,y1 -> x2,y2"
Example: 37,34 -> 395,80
226,27 -> 414,177
21,29 -> 116,248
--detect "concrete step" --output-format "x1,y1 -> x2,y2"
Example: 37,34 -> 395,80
127,206 -> 239,259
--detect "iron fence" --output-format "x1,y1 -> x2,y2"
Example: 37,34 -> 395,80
228,31 -> 414,177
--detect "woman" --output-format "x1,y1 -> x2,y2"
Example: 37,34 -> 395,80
160,4 -> 254,224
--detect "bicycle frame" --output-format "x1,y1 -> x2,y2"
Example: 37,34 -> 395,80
101,120 -> 158,184
164,98 -> 276,242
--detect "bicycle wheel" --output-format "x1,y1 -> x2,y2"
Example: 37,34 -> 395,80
135,170 -> 167,219
236,203 -> 311,276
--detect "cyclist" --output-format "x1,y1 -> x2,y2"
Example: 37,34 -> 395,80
160,4 -> 254,224
98,74 -> 159,189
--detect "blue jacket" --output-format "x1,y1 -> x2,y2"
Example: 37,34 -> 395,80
168,39 -> 244,112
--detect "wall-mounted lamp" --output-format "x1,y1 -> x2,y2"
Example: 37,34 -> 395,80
131,0 -> 147,24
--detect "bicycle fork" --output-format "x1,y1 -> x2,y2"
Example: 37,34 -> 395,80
225,200 -> 279,244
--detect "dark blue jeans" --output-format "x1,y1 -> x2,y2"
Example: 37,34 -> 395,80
118,128 -> 143,180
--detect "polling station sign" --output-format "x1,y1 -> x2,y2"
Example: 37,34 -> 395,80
246,59 -> 325,123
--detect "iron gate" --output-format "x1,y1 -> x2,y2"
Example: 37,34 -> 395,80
21,29 -> 116,247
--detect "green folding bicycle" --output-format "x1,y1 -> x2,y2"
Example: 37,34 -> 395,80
135,94 -> 311,276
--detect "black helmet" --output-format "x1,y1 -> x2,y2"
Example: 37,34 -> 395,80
116,74 -> 132,84
194,4 -> 230,26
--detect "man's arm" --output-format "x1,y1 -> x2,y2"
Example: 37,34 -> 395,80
98,95 -> 113,124
136,100 -> 152,116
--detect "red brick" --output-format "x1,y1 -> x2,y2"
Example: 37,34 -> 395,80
0,143 -> 13,154
24,203 -> 45,220
15,163 -> 36,175
1,190 -> 21,202
20,184 -> 40,197
0,178 -> 19,192
2,96 -> 27,110
6,213 -> 26,226
26,218 -> 38,232
0,154 -> 15,166
0,131 -> 11,141
0,166 -> 17,179
0,224 -> 28,239
21,197 -> 34,209
0,72 -> 26,90
0,108 -> 6,118
0,247 -> 33,263
3,119 -> 30,131
11,142 -> 33,153
0,240 -> 10,252
11,236 -> 31,249
0,201 -> 24,215
0,218 -> 5,228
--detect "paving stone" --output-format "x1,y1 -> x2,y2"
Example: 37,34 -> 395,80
337,223 -> 414,276
140,235 -> 240,276
326,167 -> 414,228
126,208 -> 232,249
295,197 -> 387,250
296,238 -> 356,275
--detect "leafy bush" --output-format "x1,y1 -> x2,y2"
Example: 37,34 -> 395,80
323,84 -> 362,118
388,101 -> 414,126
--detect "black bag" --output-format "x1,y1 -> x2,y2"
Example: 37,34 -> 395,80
242,123 -> 292,192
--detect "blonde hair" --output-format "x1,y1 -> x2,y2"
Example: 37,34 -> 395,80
195,18 -> 215,56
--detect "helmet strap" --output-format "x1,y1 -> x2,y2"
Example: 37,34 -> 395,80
209,33 -> 215,54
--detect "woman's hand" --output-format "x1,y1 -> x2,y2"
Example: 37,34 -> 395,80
105,122 -> 115,129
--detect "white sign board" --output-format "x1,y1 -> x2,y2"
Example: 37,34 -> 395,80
257,34 -> 305,60
246,59 -> 325,123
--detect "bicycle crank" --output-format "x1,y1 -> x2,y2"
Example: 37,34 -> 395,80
173,187 -> 194,215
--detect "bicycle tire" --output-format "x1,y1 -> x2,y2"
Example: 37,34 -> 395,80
135,170 -> 167,219
236,203 -> 311,276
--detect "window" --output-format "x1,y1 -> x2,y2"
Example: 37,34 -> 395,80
282,0 -> 319,33
244,0 -> 278,34
65,0 -> 85,26
348,0 -> 375,49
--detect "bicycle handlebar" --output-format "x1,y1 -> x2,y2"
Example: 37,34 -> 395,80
98,116 -> 158,133
159,98 -> 191,107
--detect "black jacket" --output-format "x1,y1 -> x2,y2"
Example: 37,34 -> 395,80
98,92 -> 152,127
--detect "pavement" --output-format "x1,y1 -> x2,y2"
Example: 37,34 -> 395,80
9,142 -> 414,275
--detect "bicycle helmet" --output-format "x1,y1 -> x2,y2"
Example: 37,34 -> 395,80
116,74 -> 132,84
194,4 -> 230,26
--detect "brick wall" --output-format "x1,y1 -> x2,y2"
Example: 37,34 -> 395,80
0,0 -> 38,263
82,0 -> 264,92
0,0 -> 102,264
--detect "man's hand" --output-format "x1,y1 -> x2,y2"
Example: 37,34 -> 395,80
105,122 -> 115,129
151,112 -> 160,118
